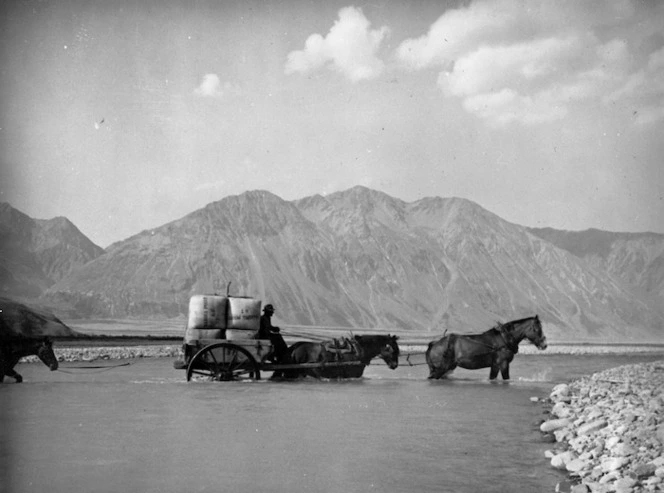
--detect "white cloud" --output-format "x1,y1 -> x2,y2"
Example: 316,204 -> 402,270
436,34 -> 631,125
194,74 -> 222,97
396,1 -> 518,71
285,6 -> 389,82
633,101 -> 664,126
606,46 -> 664,124
395,0 -> 660,126
438,36 -> 580,98
462,89 -> 567,126
194,74 -> 239,98
396,0 -> 637,72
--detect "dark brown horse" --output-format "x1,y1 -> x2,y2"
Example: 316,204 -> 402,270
288,334 -> 400,379
0,337 -> 59,383
426,315 -> 547,380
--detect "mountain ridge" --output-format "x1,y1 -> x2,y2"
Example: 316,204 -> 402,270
1,191 -> 662,342
0,202 -> 104,299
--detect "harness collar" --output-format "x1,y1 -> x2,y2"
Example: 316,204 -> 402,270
498,325 -> 519,353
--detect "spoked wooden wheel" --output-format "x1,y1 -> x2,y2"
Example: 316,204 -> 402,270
186,342 -> 260,382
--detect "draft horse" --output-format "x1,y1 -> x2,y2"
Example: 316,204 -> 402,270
288,334 -> 400,379
426,315 -> 547,380
0,337 -> 59,383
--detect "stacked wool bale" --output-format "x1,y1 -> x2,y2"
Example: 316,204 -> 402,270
540,362 -> 664,493
185,295 -> 261,342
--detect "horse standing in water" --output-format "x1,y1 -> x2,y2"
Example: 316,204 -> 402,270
426,315 -> 547,380
288,334 -> 400,379
0,337 -> 59,383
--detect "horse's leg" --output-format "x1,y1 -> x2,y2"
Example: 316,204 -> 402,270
427,339 -> 453,379
500,362 -> 510,380
444,363 -> 456,378
306,348 -> 324,379
426,354 -> 438,379
429,361 -> 456,379
4,356 -> 22,383
9,370 -> 23,383
426,355 -> 442,379
5,367 -> 22,383
489,363 -> 499,380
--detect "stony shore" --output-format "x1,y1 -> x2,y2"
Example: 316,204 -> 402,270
23,345 -> 183,363
539,361 -> 664,493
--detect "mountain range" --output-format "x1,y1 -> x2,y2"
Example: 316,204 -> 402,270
1,187 -> 663,342
0,203 -> 104,298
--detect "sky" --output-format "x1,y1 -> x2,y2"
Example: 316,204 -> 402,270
1,0 -> 663,247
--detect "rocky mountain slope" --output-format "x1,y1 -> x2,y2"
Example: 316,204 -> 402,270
29,187 -> 663,342
528,227 -> 664,301
0,203 -> 104,299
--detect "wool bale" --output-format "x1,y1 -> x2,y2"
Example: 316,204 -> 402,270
226,297 -> 261,340
187,295 -> 228,330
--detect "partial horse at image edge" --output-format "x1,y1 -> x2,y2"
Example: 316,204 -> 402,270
426,315 -> 547,380
0,337 -> 59,383
287,334 -> 400,379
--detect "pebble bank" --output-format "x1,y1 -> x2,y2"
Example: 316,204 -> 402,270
539,361 -> 664,493
23,345 -> 182,363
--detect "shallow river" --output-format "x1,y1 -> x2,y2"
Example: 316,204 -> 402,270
2,352 -> 663,493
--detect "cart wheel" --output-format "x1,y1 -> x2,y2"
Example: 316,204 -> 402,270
186,342 -> 260,382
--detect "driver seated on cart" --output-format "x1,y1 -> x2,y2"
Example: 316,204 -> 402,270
257,304 -> 289,365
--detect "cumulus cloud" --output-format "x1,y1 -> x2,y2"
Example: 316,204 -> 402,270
606,46 -> 664,124
193,74 -> 239,98
194,74 -> 222,97
395,0 -> 663,126
285,6 -> 389,82
397,1 -> 519,71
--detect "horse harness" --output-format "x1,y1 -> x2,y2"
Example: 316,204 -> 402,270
322,337 -> 360,362
456,324 -> 520,356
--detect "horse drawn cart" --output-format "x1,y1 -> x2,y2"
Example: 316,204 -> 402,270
173,293 -> 400,382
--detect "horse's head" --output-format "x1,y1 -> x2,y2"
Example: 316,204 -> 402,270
37,337 -> 59,371
525,316 -> 547,350
379,335 -> 400,370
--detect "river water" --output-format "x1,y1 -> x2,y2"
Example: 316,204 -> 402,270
2,351 -> 663,493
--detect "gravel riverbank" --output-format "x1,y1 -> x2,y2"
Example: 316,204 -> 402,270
21,345 -> 184,362
540,361 -> 664,493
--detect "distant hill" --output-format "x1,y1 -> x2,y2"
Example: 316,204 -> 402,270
0,297 -> 79,338
23,186 -> 663,342
0,203 -> 104,300
528,227 -> 664,301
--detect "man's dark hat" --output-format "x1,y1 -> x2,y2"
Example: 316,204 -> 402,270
263,304 -> 274,312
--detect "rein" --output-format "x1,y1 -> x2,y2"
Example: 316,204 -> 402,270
403,352 -> 428,366
57,362 -> 131,374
